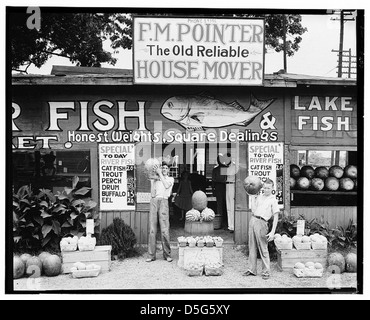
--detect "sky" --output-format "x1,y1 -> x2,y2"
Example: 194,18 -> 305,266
24,12 -> 358,78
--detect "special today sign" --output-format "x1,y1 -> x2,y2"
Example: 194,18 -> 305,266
133,16 -> 265,85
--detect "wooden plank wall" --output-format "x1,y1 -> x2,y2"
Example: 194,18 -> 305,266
290,206 -> 357,228
99,203 -> 150,245
234,210 -> 249,244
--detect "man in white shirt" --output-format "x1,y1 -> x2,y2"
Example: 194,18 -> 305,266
146,162 -> 174,262
243,178 -> 280,279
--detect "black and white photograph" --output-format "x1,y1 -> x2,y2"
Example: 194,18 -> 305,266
4,1 -> 366,300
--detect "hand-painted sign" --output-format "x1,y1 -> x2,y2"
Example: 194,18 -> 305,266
98,143 -> 136,211
291,95 -> 357,144
248,142 -> 284,208
160,93 -> 274,130
133,17 -> 265,85
11,92 -> 280,150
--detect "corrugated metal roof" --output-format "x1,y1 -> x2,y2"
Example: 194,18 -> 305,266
12,66 -> 357,87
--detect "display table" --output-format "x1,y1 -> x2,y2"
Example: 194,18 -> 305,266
61,245 -> 112,274
277,248 -> 327,272
178,246 -> 223,268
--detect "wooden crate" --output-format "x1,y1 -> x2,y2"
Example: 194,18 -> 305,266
184,221 -> 214,236
61,245 -> 112,274
178,246 -> 223,268
277,248 -> 327,272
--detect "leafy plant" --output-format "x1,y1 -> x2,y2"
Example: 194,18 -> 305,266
13,176 -> 99,253
273,213 -> 298,237
331,219 -> 357,250
97,218 -> 138,260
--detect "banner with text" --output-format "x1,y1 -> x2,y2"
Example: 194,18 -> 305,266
248,142 -> 284,208
98,143 -> 136,211
133,16 -> 265,85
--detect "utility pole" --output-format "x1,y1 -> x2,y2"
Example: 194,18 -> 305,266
331,10 -> 355,78
341,48 -> 357,78
282,14 -> 287,72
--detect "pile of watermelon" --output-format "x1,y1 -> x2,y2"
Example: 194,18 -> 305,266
185,191 -> 215,222
290,164 -> 357,192
327,252 -> 357,274
13,251 -> 62,279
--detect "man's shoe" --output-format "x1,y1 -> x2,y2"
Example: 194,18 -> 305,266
166,257 -> 173,262
146,258 -> 155,262
242,270 -> 255,276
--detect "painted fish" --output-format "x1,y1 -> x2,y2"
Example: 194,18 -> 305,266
160,93 -> 275,130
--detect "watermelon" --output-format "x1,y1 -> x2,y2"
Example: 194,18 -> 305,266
314,263 -> 323,269
344,165 -> 357,179
185,209 -> 201,221
325,177 -> 339,191
192,190 -> 208,211
43,254 -> 62,277
345,252 -> 357,273
296,177 -> 311,190
310,177 -> 324,191
290,164 -> 301,179
20,253 -> 32,267
38,251 -> 52,274
38,251 -> 52,263
300,165 -> 315,179
290,177 -> 296,189
328,252 -> 346,274
25,256 -> 42,278
294,262 -> 305,269
200,207 -> 215,222
13,256 -> 25,279
329,165 -> 344,179
144,158 -> 161,179
339,177 -> 355,191
243,175 -> 263,195
314,166 -> 329,179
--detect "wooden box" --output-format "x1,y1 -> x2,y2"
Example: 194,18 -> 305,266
277,248 -> 327,272
61,245 -> 112,274
178,246 -> 223,269
184,221 -> 214,236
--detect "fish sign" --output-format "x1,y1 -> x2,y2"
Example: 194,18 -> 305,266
160,93 -> 275,130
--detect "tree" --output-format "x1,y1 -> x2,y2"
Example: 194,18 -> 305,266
10,12 -> 132,72
10,11 -> 306,73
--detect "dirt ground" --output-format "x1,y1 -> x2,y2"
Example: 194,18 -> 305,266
12,244 -> 358,295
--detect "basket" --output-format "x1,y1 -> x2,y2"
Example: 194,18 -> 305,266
214,240 -> 223,248
71,265 -> 101,278
178,241 -> 187,247
197,240 -> 205,247
293,267 -> 323,278
274,240 -> 292,250
188,241 -> 196,248
206,240 -> 215,247
293,241 -> 311,250
311,241 -> 328,250
185,268 -> 204,277
60,243 -> 77,252
204,266 -> 223,276
78,243 -> 96,251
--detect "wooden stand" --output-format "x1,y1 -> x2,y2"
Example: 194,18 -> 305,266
178,246 -> 223,268
61,245 -> 112,274
277,248 -> 327,272
184,220 -> 214,236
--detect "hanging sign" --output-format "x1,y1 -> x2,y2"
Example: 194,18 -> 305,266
98,143 -> 136,211
133,16 -> 265,85
296,220 -> 305,236
248,142 -> 284,208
